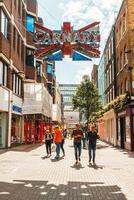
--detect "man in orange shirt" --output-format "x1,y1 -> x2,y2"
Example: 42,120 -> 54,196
53,126 -> 62,159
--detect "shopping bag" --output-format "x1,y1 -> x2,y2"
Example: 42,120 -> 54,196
51,144 -> 56,152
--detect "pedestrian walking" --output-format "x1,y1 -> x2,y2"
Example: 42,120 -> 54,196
53,126 -> 62,159
87,124 -> 100,165
61,130 -> 65,156
82,131 -> 86,149
71,123 -> 83,165
63,129 -> 67,138
44,129 -> 53,157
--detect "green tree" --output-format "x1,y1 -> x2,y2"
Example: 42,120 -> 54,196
72,78 -> 102,124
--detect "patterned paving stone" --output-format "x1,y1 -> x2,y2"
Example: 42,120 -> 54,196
0,140 -> 134,200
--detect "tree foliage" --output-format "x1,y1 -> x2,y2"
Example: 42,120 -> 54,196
72,78 -> 102,123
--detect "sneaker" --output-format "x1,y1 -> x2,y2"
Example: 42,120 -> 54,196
93,162 -> 96,165
89,160 -> 92,165
75,160 -> 78,165
55,155 -> 59,159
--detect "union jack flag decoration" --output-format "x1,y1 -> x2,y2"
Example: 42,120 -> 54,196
34,22 -> 100,61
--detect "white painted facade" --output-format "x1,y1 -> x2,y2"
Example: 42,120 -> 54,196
0,87 -> 9,112
52,84 -> 62,123
23,83 -> 52,118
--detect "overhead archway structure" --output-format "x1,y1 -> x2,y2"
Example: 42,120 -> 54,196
34,22 -> 101,61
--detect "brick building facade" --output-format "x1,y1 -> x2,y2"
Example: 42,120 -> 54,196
0,0 -> 56,148
115,0 -> 134,151
98,0 -> 134,151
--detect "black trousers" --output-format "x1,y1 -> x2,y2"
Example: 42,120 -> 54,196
45,140 -> 52,155
61,139 -> 65,155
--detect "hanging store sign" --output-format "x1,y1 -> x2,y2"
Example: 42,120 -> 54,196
34,22 -> 100,61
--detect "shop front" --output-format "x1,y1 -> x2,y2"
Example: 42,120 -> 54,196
23,83 -> 53,144
116,107 -> 132,151
98,109 -> 117,146
103,109 -> 117,146
0,87 -> 9,148
11,95 -> 23,146
24,114 -> 45,144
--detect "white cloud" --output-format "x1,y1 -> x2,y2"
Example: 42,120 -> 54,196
58,0 -> 123,82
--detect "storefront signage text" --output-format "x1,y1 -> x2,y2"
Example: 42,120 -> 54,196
13,105 -> 22,113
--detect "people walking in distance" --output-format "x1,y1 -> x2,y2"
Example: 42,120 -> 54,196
71,123 -> 83,165
82,130 -> 86,149
87,124 -> 100,165
63,129 -> 67,138
61,130 -> 65,157
53,126 -> 62,159
44,129 -> 53,157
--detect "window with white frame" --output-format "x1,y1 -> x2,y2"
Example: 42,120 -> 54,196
12,73 -> 22,96
109,65 -> 112,84
0,60 -> 8,87
0,9 -> 9,39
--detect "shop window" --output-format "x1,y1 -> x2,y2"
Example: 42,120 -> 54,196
0,61 -> 8,87
26,15 -> 35,33
0,9 -> 9,39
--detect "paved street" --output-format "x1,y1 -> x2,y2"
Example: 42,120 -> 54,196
0,140 -> 134,200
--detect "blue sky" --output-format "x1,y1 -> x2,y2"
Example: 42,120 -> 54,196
37,0 -> 123,84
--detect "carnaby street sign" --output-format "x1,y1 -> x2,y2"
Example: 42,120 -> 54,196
34,22 -> 100,61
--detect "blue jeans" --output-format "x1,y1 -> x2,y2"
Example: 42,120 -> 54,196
55,143 -> 61,157
88,143 -> 96,162
74,143 -> 82,160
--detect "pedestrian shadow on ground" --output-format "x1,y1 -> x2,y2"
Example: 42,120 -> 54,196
88,163 -> 104,170
41,155 -> 51,160
50,157 -> 64,162
0,180 -> 128,200
96,144 -> 109,149
70,163 -> 85,170
68,145 -> 74,148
